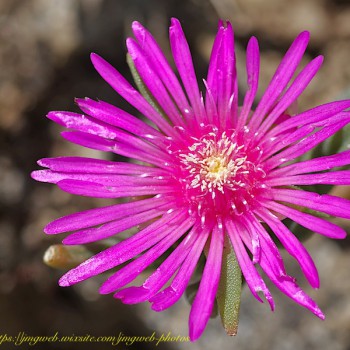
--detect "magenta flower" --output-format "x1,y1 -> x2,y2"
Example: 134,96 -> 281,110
32,18 -> 350,340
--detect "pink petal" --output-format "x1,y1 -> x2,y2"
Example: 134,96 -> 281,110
265,116 -> 350,170
237,36 -> 260,129
189,225 -> 224,341
269,188 -> 350,221
114,221 -> 199,304
206,21 -> 224,104
203,79 -> 219,126
268,100 -> 350,137
44,195 -> 170,234
257,55 -> 323,138
100,219 -> 198,294
256,207 -> 319,288
169,18 -> 204,125
76,98 -> 165,146
248,31 -> 310,132
263,200 -> 346,239
150,224 -> 211,311
265,170 -> 350,186
132,21 -> 192,121
58,209 -> 189,286
48,111 -> 120,139
63,205 -> 172,244
272,149 -> 350,176
61,131 -> 170,168
262,123 -> 315,160
127,38 -> 186,127
57,179 -> 176,198
242,213 -> 287,279
31,169 -> 171,186
49,111 -> 169,161
225,219 -> 274,309
36,156 -> 168,176
90,53 -> 177,138
259,249 -> 325,319
215,22 -> 236,129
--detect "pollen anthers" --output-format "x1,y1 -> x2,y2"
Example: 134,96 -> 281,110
179,132 -> 248,198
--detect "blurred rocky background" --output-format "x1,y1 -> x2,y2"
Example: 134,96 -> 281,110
1,0 -> 350,349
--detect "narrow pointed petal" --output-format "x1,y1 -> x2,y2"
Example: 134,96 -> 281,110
61,131 -> 170,168
242,213 -> 287,279
256,207 -> 319,288
203,79 -> 219,125
48,111 -> 119,139
76,98 -> 165,146
249,31 -> 310,132
35,157 -> 168,176
262,123 -> 315,160
169,18 -> 204,124
259,250 -> 325,319
63,205 -> 171,244
49,111 -> 169,161
31,170 -> 170,186
100,219 -> 196,294
215,22 -> 236,129
257,55 -> 324,138
58,210 -> 189,286
225,219 -> 275,309
263,112 -> 350,160
127,38 -> 186,127
44,196 -> 169,234
61,130 -> 117,152
266,116 -> 350,170
268,100 -> 350,137
270,188 -> 350,221
237,217 -> 323,318
57,179 -> 175,198
114,221 -> 199,303
266,170 -> 350,186
263,200 -> 346,239
150,225 -> 211,311
238,36 -> 260,129
90,53 -> 177,137
189,225 -> 224,341
206,21 -> 225,104
132,21 -> 192,119
272,149 -> 350,176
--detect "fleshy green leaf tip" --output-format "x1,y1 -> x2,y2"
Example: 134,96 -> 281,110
216,234 -> 242,336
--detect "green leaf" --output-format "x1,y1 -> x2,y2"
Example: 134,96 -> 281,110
216,234 -> 242,336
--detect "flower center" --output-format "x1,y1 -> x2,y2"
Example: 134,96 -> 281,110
176,131 -> 266,218
180,134 -> 248,197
